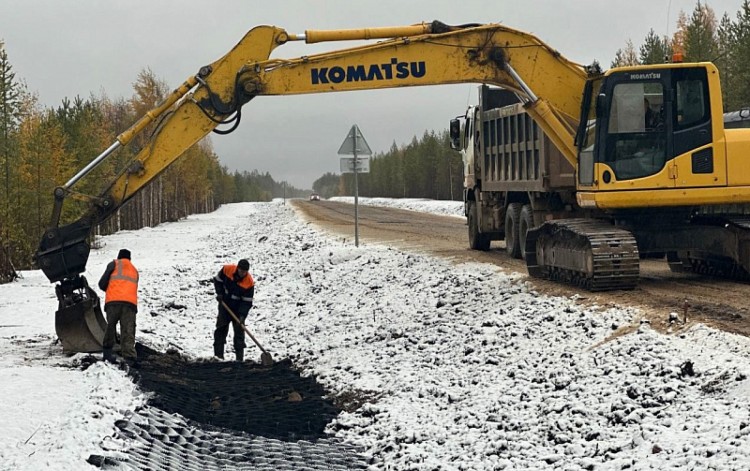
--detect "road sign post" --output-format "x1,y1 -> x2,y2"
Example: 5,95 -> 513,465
337,124 -> 372,247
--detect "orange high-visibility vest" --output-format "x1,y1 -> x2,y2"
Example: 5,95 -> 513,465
222,265 -> 255,290
105,259 -> 139,305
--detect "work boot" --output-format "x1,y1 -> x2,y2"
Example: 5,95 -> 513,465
235,349 -> 244,363
102,348 -> 116,363
213,344 -> 224,360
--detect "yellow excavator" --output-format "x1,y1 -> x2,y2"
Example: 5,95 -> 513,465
35,21 -> 750,352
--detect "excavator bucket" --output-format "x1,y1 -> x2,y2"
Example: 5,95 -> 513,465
54,276 -> 107,353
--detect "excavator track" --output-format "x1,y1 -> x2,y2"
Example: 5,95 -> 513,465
667,217 -> 750,281
525,219 -> 640,291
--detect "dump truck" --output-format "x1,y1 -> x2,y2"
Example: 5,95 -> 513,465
452,85 -> 580,259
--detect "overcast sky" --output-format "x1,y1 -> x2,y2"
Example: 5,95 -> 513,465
1,1 -> 745,189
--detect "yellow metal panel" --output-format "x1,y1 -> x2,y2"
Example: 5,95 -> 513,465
670,143 -> 726,187
304,24 -> 432,43
254,24 -> 587,121
726,129 -> 750,186
577,186 -> 750,209
669,65 -> 727,188
593,163 -> 674,190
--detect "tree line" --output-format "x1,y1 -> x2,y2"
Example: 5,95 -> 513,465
0,52 -> 306,281
612,0 -> 750,111
312,130 -> 462,201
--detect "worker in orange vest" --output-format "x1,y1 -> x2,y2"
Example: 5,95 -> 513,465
213,258 -> 255,361
98,249 -> 139,364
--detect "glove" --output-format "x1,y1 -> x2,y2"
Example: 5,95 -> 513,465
216,294 -> 224,303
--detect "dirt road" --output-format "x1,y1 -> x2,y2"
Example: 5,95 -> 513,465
293,199 -> 750,337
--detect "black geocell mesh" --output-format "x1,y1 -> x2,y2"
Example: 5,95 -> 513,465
87,344 -> 369,470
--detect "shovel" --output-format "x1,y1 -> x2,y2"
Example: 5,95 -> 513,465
220,300 -> 274,366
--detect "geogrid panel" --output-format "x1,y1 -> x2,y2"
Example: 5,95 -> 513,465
87,344 -> 369,470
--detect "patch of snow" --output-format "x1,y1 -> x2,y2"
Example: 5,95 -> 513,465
2,200 -> 750,470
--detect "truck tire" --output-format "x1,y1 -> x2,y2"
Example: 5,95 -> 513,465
505,203 -> 523,259
468,201 -> 491,251
518,204 -> 534,261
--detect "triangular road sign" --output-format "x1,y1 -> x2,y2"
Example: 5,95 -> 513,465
337,124 -> 373,155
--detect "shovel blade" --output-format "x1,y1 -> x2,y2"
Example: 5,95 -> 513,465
260,351 -> 274,366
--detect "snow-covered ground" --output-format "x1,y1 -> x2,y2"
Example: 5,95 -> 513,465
329,196 -> 464,218
3,199 -> 750,470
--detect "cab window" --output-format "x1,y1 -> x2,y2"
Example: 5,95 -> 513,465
604,82 -> 667,180
676,78 -> 707,128
671,67 -> 711,156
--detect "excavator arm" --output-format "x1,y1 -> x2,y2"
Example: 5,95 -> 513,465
37,25 -> 286,283
38,21 -> 591,283
36,20 -> 593,352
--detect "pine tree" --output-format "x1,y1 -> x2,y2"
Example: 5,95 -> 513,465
312,172 -> 340,198
672,11 -> 689,58
682,1 -> 719,62
728,0 -> 750,108
611,40 -> 640,68
639,29 -> 669,64
0,41 -> 23,280
17,108 -> 70,265
717,12 -> 736,109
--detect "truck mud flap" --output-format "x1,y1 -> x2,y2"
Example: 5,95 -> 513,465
54,277 -> 107,353
524,225 -> 545,279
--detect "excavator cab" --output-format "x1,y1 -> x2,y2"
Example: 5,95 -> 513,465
577,63 -> 725,207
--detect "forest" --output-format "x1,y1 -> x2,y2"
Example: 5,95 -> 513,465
0,66 -> 309,279
2,1 -> 750,281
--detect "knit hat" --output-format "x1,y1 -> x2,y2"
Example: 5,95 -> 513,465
237,259 -> 250,270
117,249 -> 131,260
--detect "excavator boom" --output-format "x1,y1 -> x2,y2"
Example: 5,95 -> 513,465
34,20 -> 597,352
37,21 -> 590,285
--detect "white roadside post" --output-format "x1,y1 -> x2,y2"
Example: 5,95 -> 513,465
338,124 -> 372,247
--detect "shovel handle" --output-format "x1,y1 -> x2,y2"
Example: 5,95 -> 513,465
220,300 -> 269,355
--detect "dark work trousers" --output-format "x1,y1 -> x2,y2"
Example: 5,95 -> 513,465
213,304 -> 246,356
103,303 -> 137,359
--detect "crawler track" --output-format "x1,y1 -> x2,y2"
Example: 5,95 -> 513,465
525,219 -> 640,291
668,217 -> 750,281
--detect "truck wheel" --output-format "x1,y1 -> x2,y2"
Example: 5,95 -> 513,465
505,203 -> 523,259
518,205 -> 534,261
468,201 -> 491,251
